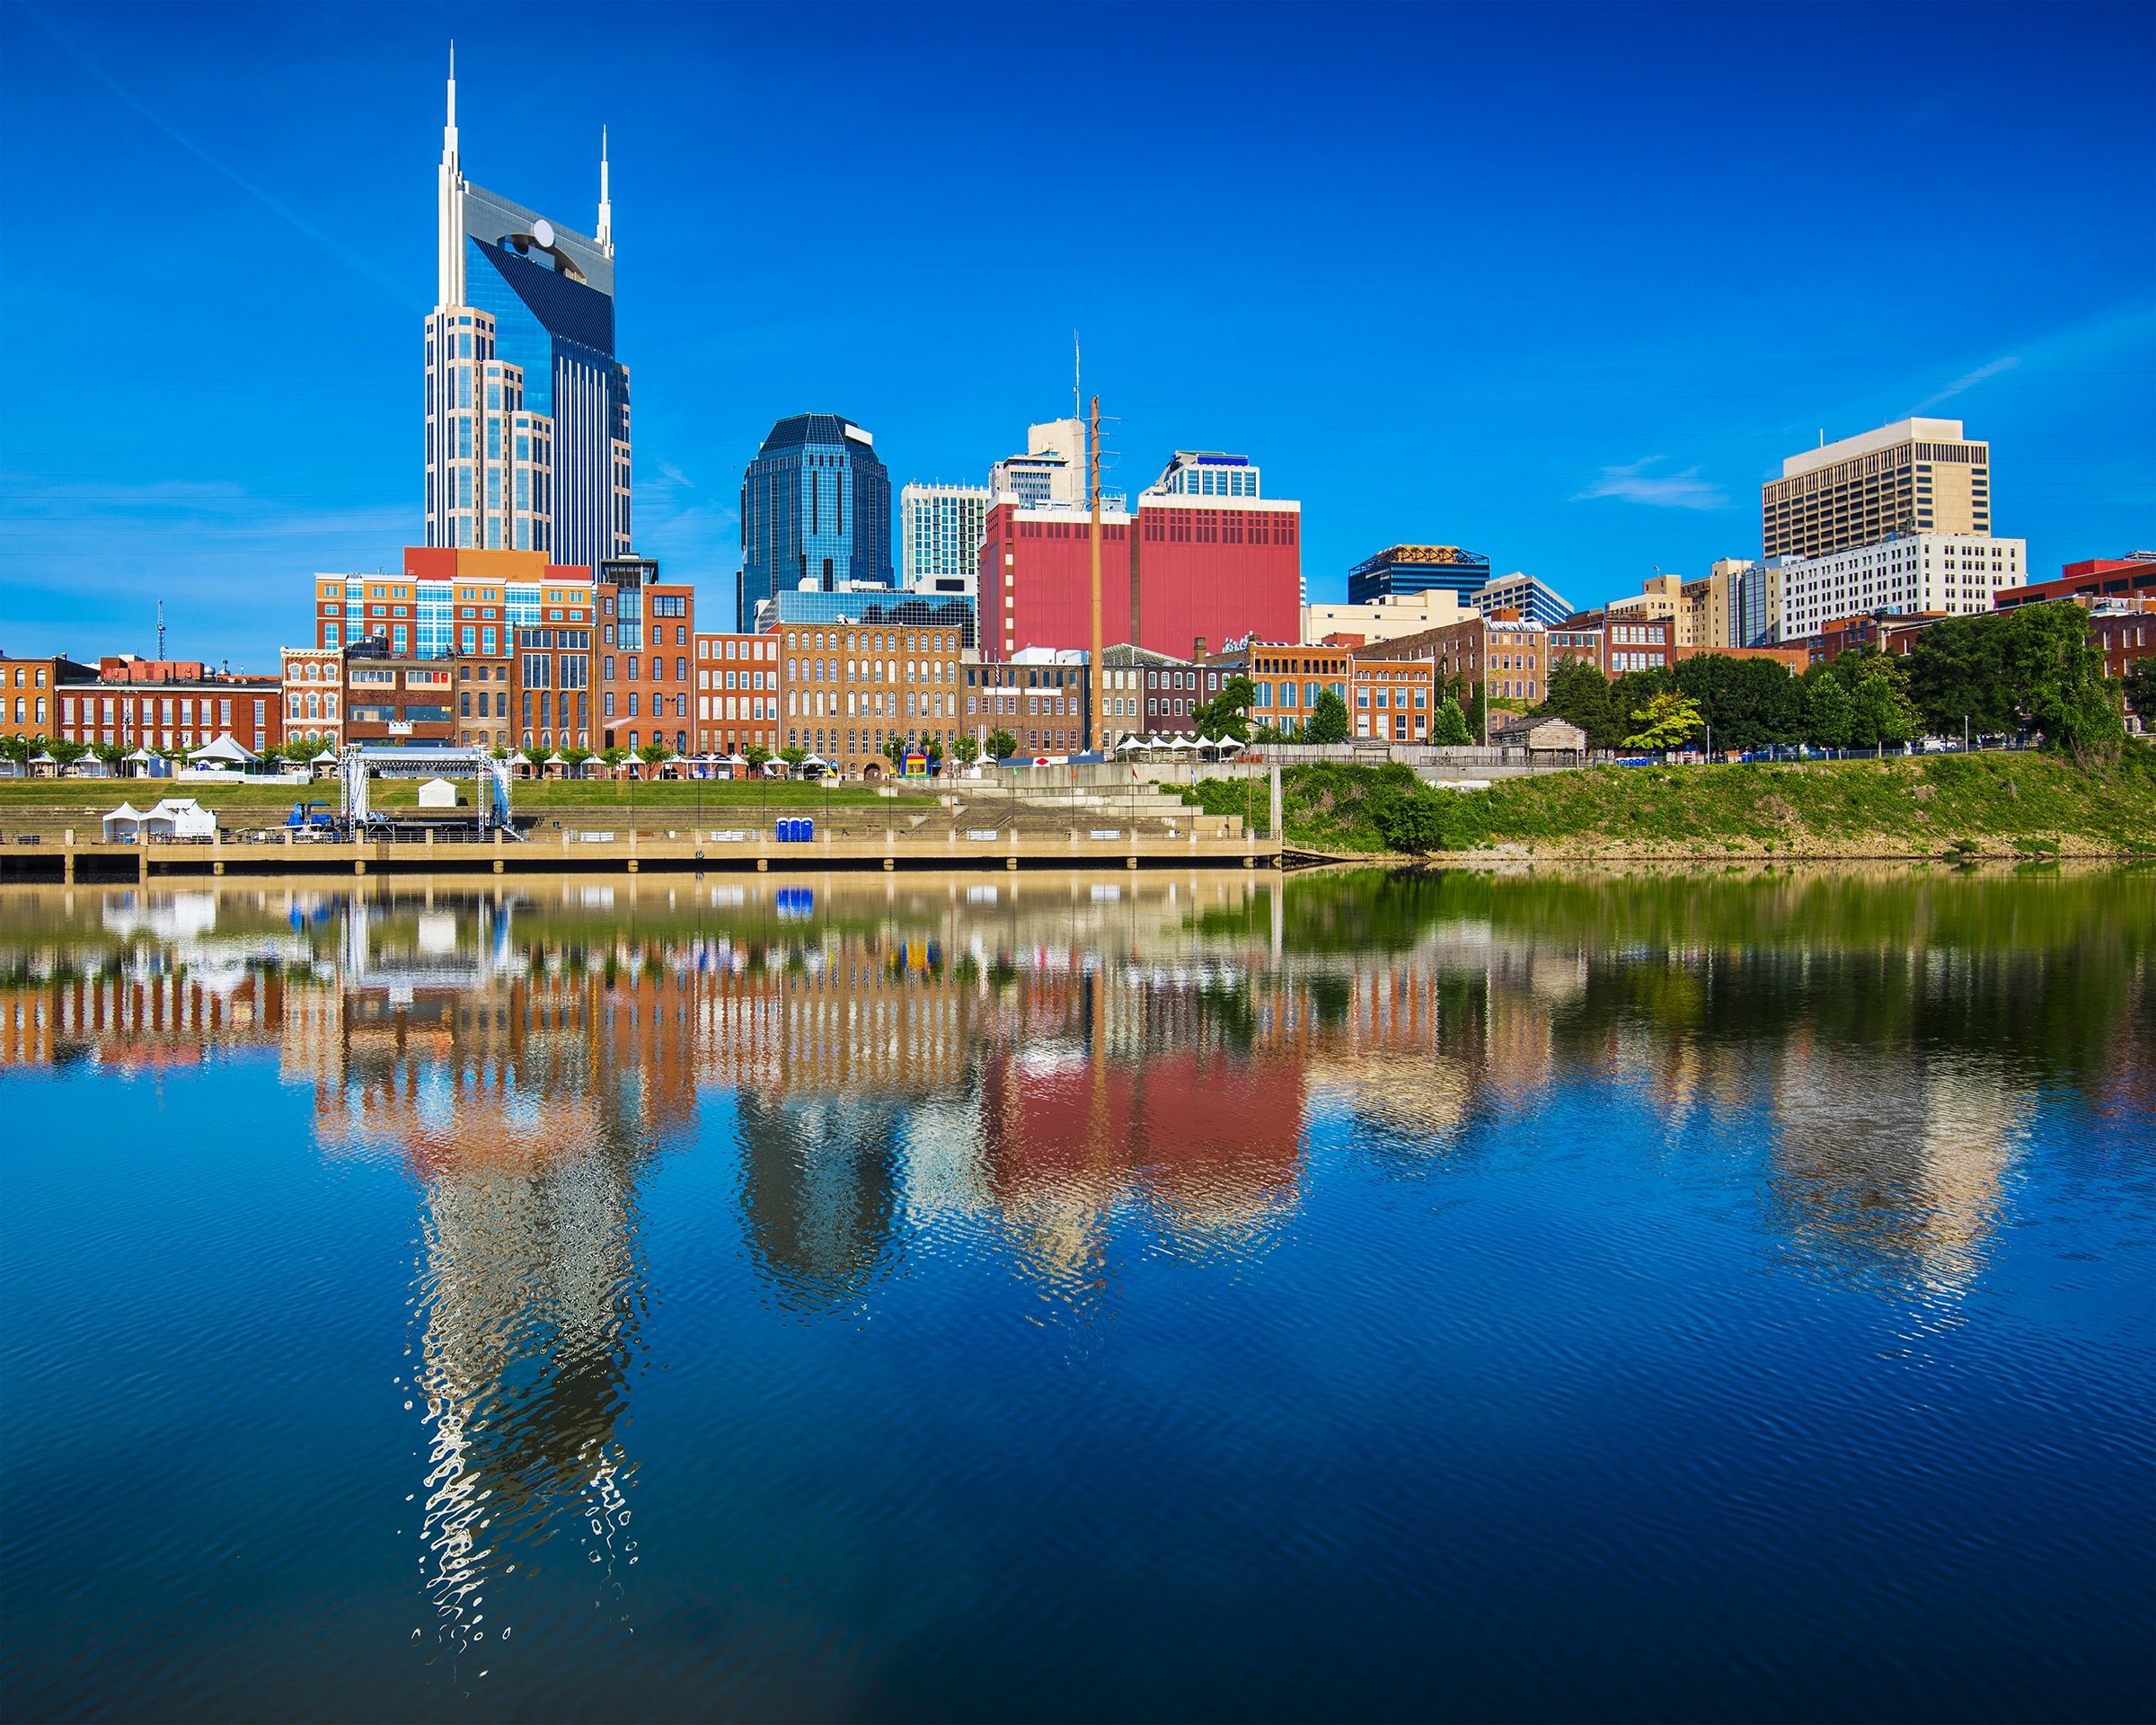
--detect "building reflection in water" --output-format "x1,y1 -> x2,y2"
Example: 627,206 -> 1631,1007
0,869 -> 2143,1630
737,1092 -> 904,1311
308,898 -> 667,1644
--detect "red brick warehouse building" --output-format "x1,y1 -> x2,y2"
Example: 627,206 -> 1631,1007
979,449 -> 1299,662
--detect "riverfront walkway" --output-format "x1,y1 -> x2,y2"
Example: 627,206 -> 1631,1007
4,823 -> 1286,883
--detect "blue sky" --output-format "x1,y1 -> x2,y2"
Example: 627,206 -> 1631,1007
3,1 -> 2151,672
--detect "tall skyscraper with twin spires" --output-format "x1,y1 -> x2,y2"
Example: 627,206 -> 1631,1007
423,53 -> 631,568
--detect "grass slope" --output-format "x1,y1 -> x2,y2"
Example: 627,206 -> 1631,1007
1179,752 -> 2156,858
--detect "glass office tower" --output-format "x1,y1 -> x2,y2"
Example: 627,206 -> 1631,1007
424,60 -> 631,570
738,415 -> 893,632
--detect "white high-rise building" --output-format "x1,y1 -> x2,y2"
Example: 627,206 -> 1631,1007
1772,535 -> 2027,640
424,53 -> 632,565
900,482 -> 991,596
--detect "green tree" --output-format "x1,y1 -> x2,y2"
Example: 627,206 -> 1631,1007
1621,690 -> 1703,751
953,735 -> 980,764
986,728 -> 1018,760
634,742 -> 670,773
1191,675 -> 1256,742
1802,670 -> 1853,748
1429,694 -> 1473,746
2124,659 -> 2156,729
560,746 -> 593,776
1671,653 -> 1806,751
1535,659 -> 1621,748
1305,686 -> 1350,744
882,734 -> 906,768
743,744 -> 773,773
598,746 -> 630,773
778,745 -> 808,771
1906,601 -> 2124,756
49,739 -> 89,767
1848,669 -> 1922,749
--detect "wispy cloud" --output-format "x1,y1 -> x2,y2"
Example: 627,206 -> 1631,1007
1911,355 -> 2019,414
1574,458 -> 1729,511
17,3 -> 407,305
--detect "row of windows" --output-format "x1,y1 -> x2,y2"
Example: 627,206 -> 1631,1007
783,629 -> 956,655
1253,682 -> 1349,710
695,637 -> 779,662
57,695 -> 255,725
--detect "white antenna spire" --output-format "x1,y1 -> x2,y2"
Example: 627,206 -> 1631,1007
596,125 -> 613,253
1074,331 -> 1081,420
437,43 -> 465,307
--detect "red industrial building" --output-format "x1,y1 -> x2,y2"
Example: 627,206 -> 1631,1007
977,450 -> 1300,662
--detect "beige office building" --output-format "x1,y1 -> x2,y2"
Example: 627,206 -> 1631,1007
1604,573 -> 1683,625
1303,588 -> 1477,645
1763,418 -> 1991,560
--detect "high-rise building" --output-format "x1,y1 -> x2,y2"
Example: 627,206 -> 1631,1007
737,414 -> 893,632
1772,534 -> 2026,640
1762,418 -> 1991,560
1471,572 -> 1574,629
990,420 -> 1089,509
900,482 -> 991,594
1604,573 -> 1683,625
424,58 -> 632,567
1347,545 -> 1492,607
1150,450 -> 1262,500
1725,558 -> 1782,649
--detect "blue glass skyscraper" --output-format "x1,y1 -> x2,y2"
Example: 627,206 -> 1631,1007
738,415 -> 893,632
1346,544 -> 1493,606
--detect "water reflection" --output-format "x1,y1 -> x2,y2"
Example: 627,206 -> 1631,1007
1,864 -> 2148,1668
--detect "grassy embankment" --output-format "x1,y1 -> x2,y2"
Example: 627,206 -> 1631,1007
1176,750 -> 2156,859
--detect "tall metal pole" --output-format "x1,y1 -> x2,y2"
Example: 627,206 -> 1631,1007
1089,395 -> 1103,761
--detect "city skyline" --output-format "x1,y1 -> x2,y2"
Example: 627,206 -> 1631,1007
2,4 -> 2152,669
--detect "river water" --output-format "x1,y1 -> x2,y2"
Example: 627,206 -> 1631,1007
1,867 -> 2149,1723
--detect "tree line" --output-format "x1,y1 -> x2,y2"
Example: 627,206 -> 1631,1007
1530,601 -> 2140,758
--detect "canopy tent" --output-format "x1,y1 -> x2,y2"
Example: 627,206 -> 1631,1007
102,798 -> 216,842
723,752 -> 750,766
1162,733 -> 1197,750
1114,734 -> 1147,753
187,733 -> 258,765
543,752 -> 568,765
28,750 -> 58,778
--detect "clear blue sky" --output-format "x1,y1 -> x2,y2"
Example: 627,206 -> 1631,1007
3,1 -> 2151,672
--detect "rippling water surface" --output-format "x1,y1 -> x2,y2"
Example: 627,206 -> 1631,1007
1,866 -> 2149,1723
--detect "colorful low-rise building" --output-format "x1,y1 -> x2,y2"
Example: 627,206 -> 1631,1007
1,655 -> 97,743
692,632 -> 784,756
